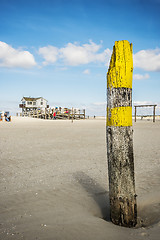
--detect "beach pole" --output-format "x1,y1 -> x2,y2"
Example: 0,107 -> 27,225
153,105 -> 156,122
106,40 -> 137,227
135,106 -> 137,122
68,109 -> 70,120
83,109 -> 85,119
45,109 -> 47,119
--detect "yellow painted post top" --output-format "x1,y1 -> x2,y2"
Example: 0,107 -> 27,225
107,40 -> 133,89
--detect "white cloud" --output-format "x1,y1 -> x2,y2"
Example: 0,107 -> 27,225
60,42 -> 90,65
83,69 -> 90,74
0,41 -> 36,68
133,73 -> 150,80
134,48 -> 160,71
97,48 -> 112,64
60,41 -> 111,66
38,40 -> 111,66
38,45 -> 59,65
92,102 -> 106,106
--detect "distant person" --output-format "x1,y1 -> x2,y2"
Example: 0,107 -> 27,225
53,111 -> 56,119
4,112 -> 11,122
1,111 -> 4,121
5,116 -> 11,122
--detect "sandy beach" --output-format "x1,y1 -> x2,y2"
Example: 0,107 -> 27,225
0,117 -> 160,240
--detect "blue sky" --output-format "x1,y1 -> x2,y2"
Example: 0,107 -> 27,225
0,0 -> 160,116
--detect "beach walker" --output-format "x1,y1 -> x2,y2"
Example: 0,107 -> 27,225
0,111 -> 11,122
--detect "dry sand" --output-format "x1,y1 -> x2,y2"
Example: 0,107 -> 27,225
0,117 -> 160,240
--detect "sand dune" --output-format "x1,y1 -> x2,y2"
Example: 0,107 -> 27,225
0,117 -> 160,239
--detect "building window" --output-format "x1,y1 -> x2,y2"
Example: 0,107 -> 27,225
33,101 -> 36,105
41,102 -> 43,105
27,101 -> 32,105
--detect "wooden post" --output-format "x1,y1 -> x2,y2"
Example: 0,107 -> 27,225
106,40 -> 137,227
135,106 -> 137,122
74,109 -> 75,119
83,109 -> 85,119
68,110 -> 70,120
153,105 -> 156,122
45,109 -> 47,119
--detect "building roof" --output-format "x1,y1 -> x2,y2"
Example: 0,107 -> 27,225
21,97 -> 47,101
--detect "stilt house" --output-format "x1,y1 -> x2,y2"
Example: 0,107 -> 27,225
19,97 -> 49,114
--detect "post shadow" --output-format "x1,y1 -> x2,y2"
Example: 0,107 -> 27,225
73,171 -> 110,221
